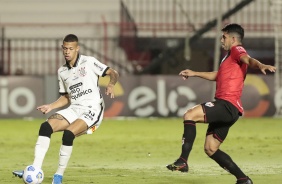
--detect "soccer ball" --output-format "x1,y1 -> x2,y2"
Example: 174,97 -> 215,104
22,165 -> 44,184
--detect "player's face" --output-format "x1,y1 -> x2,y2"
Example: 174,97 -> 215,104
220,32 -> 233,51
62,41 -> 79,63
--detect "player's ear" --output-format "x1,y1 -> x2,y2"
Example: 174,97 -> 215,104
76,45 -> 80,52
232,36 -> 236,44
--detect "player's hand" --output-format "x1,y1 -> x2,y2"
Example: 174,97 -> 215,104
259,65 -> 276,75
37,104 -> 52,114
105,84 -> 115,98
179,69 -> 194,80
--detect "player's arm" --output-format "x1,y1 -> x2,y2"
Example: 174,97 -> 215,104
105,68 -> 119,98
240,55 -> 276,75
179,69 -> 218,81
37,94 -> 70,114
50,94 -> 70,109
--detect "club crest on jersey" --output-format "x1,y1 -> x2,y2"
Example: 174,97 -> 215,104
205,102 -> 214,107
79,67 -> 87,77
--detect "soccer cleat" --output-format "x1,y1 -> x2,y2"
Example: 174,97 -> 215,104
12,170 -> 24,178
236,177 -> 253,184
52,174 -> 63,184
166,159 -> 189,172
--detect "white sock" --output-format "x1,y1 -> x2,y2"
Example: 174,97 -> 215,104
55,145 -> 73,176
33,136 -> 50,168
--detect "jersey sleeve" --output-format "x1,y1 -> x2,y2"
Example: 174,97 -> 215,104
231,46 -> 248,64
89,56 -> 109,76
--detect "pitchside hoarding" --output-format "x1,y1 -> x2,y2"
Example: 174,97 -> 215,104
0,75 -> 279,118
100,75 -> 277,117
0,77 -> 44,118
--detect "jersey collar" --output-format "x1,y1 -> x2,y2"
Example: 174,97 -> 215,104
66,54 -> 80,69
220,51 -> 230,65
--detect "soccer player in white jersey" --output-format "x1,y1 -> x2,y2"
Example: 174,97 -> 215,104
13,34 -> 119,184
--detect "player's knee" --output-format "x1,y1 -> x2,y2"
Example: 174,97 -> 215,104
62,130 -> 75,146
204,145 -> 218,156
38,121 -> 53,138
183,109 -> 195,121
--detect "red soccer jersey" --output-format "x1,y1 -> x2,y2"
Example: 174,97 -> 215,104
215,45 -> 248,114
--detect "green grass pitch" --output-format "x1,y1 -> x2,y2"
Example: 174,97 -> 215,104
1,117 -> 281,184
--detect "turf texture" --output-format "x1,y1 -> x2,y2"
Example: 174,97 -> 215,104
1,117 -> 281,184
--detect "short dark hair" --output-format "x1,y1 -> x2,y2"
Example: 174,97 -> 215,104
63,34 -> 78,42
221,23 -> 244,40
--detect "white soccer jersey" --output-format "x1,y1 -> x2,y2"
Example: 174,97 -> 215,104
58,54 -> 109,109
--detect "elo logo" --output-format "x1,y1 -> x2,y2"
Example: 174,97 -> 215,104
99,77 -> 197,117
99,75 -> 275,117
128,79 -> 196,117
0,79 -> 36,115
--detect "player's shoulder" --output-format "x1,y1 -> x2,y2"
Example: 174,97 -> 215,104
79,54 -> 105,67
78,55 -> 97,65
79,54 -> 99,61
231,45 -> 247,54
58,64 -> 68,74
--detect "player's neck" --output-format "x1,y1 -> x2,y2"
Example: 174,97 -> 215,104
68,55 -> 78,67
68,61 -> 75,67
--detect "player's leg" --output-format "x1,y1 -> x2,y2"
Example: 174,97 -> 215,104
206,133 -> 252,184
12,114 -> 69,179
50,108 -> 82,184
204,100 -> 253,184
166,104 -> 205,172
33,114 -> 70,168
53,104 -> 104,184
52,119 -> 87,184
54,118 -> 88,178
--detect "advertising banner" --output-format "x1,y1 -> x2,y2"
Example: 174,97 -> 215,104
0,75 -> 279,118
100,74 -> 277,117
0,76 -> 44,118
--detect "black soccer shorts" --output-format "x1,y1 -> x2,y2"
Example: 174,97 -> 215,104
201,99 -> 240,142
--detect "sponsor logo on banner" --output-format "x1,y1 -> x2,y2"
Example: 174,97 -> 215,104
100,74 -> 276,118
99,77 -> 197,117
0,77 -> 43,117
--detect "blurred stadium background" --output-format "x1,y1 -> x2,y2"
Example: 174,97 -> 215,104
0,0 -> 282,119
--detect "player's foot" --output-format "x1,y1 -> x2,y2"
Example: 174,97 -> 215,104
52,174 -> 63,184
236,176 -> 253,184
12,170 -> 24,178
166,158 -> 189,172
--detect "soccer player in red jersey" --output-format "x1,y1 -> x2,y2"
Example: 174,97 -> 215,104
166,23 -> 276,184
